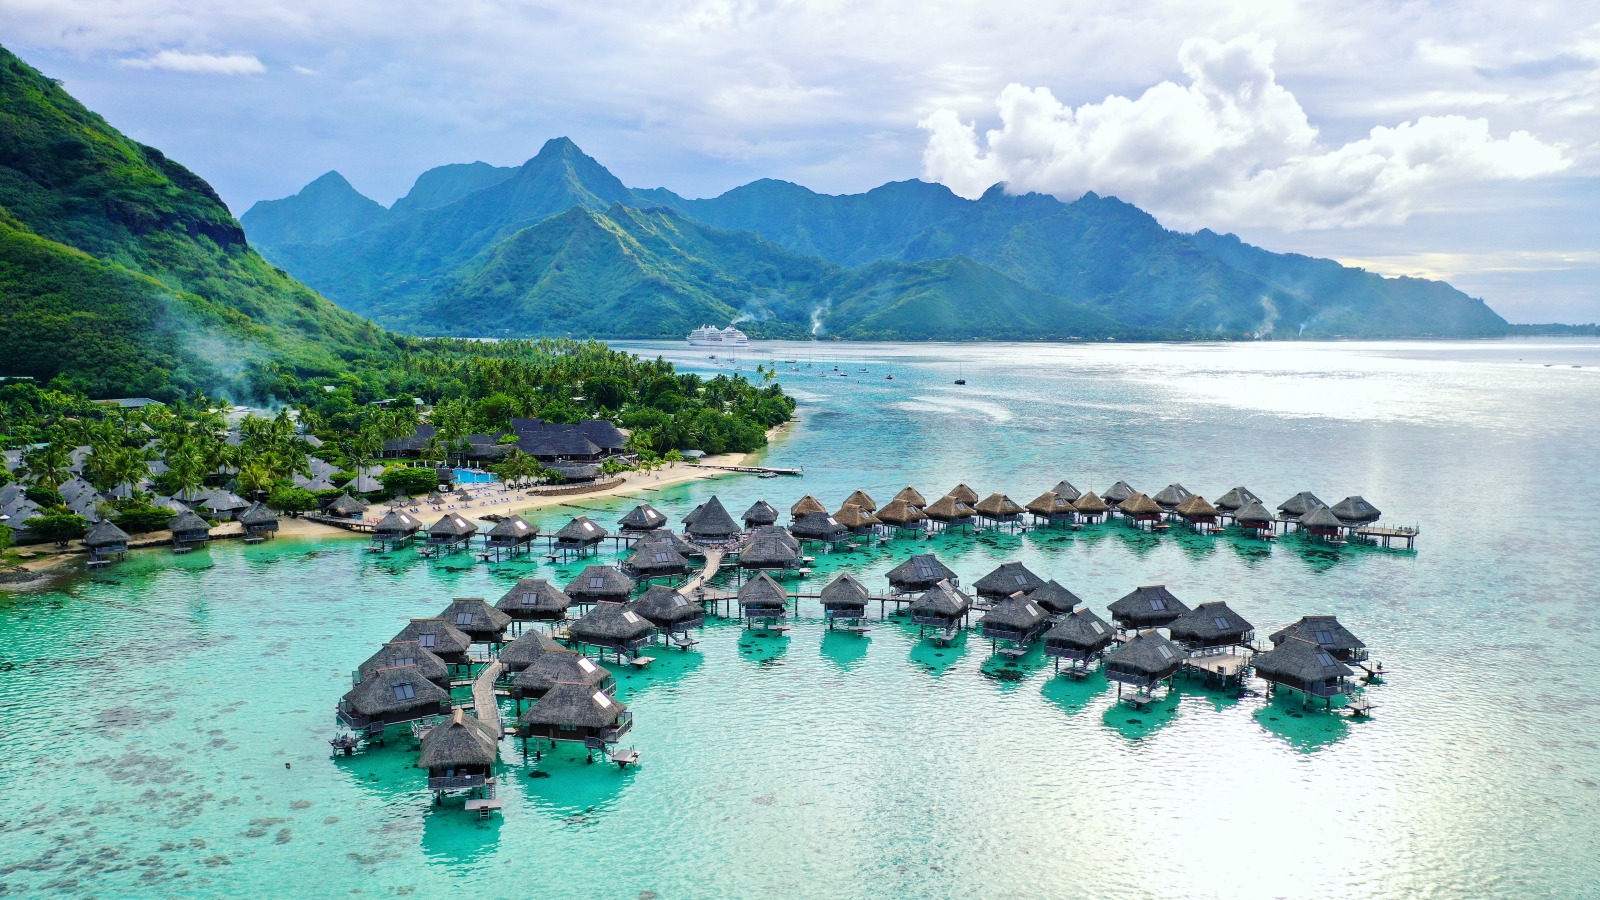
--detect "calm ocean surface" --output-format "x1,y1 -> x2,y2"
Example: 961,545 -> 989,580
2,339 -> 1598,898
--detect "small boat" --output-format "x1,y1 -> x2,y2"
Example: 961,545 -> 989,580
954,379 -> 966,385
885,375 -> 893,380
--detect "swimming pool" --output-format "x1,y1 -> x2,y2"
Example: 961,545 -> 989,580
452,467 -> 499,484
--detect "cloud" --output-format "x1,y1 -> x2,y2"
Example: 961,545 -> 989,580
920,35 -> 1570,230
120,51 -> 265,75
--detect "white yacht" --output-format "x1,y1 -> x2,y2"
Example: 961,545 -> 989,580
686,325 -> 750,348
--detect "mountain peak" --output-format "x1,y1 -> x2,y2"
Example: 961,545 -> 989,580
530,136 -> 586,163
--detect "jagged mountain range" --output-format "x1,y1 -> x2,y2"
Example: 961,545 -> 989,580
243,137 -> 1509,340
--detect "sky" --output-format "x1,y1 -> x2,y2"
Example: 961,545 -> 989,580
4,0 -> 1598,323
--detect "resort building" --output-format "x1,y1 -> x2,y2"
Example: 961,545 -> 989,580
553,516 -> 607,555
1173,495 -> 1221,533
565,565 -> 636,607
1232,500 -> 1275,538
891,486 -> 928,508
1071,492 -> 1109,523
83,519 -> 130,566
371,510 -> 422,550
1044,608 -> 1115,674
567,601 -> 657,658
511,650 -> 613,701
324,493 -> 368,518
1270,616 -> 1367,662
357,641 -> 452,692
1102,481 -> 1138,509
973,562 -> 1047,600
909,580 -> 973,634
1213,486 -> 1260,519
630,585 -> 707,636
790,511 -> 846,545
818,573 -> 871,628
1151,483 -> 1194,514
886,553 -> 957,594
738,572 -> 790,626
1104,631 -> 1186,696
517,680 -> 632,748
1166,601 -> 1255,653
1026,490 -> 1078,526
1108,585 -> 1191,631
922,494 -> 977,531
1251,637 -> 1355,705
168,510 -> 211,553
624,541 -> 691,582
497,629 -> 566,674
1331,496 -> 1382,530
790,494 -> 827,518
1276,491 -> 1325,526
1026,580 -> 1084,617
978,595 -> 1049,647
495,578 -> 573,623
737,535 -> 802,574
424,513 -> 478,553
1051,480 -> 1083,503
741,500 -> 779,528
617,503 -> 668,533
418,709 -> 499,801
833,503 -> 881,535
973,493 -> 1025,529
238,502 -> 279,542
842,489 -> 877,512
483,515 -> 538,559
684,496 -> 740,542
391,618 -> 474,668
438,598 -> 511,645
337,665 -> 451,735
1116,493 -> 1164,529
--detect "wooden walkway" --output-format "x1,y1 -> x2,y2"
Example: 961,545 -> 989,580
687,463 -> 804,476
471,660 -> 504,735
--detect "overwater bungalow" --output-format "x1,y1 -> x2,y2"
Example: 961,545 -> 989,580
1104,631 -> 1186,698
1044,608 -> 1114,675
371,510 -> 422,551
511,649 -> 613,701
630,585 -> 707,636
567,601 -> 657,658
1270,615 -> 1368,662
1167,601 -> 1254,653
424,513 -> 478,554
391,617 -> 474,668
517,680 -> 632,749
886,553 -> 956,594
484,515 -> 538,559
565,565 -> 636,607
1151,483 -> 1194,514
1276,491 -> 1325,526
1027,580 -> 1083,617
746,525 -> 797,551
439,598 -> 511,645
973,561 -> 1046,600
790,494 -> 828,518
495,578 -> 573,624
1026,491 -> 1078,526
418,709 -> 499,801
1331,496 -> 1382,530
617,503 -> 668,533
833,503 -> 881,536
357,641 -> 452,692
168,510 -> 211,553
1108,585 -> 1191,631
624,541 -> 691,582
922,495 -> 976,532
684,496 -> 740,542
1298,504 -> 1345,542
843,489 -> 877,512
791,511 -> 847,545
200,489 -> 251,521
1072,491 -> 1110,524
324,492 -> 368,519
1103,481 -> 1138,509
742,499 -> 780,528
337,665 -> 451,735
553,516 -> 607,555
1232,500 -> 1275,538
497,629 -> 565,673
874,498 -> 928,534
84,519 -> 130,566
945,483 -> 980,506
1116,493 -> 1164,529
1251,636 -> 1354,706
1051,480 -> 1083,503
973,493 -> 1025,529
738,572 -> 790,626
819,573 -> 871,628
891,486 -> 928,508
909,580 -> 972,635
1173,495 -> 1221,533
979,595 -> 1049,647
238,502 -> 279,542
738,535 -> 802,573
1213,486 -> 1260,519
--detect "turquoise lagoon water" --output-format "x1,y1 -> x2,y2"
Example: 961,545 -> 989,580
3,339 -> 1599,898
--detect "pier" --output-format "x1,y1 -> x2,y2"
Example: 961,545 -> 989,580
687,463 -> 804,476
469,660 -> 505,734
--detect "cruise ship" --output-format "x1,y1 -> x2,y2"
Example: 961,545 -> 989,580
686,325 -> 750,348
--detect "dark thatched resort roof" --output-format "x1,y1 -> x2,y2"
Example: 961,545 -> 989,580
1298,504 -> 1345,533
747,525 -> 799,551
439,597 -> 511,639
325,493 -> 368,517
742,500 -> 780,527
1051,480 -> 1083,502
818,572 -> 871,612
565,565 -> 636,602
392,618 -> 473,661
618,503 -> 668,531
512,649 -> 612,699
554,515 -> 607,546
973,561 -> 1046,598
1277,491 -> 1325,519
1103,481 -> 1137,505
1233,500 -> 1275,526
625,542 -> 690,576
738,535 -> 801,569
428,513 -> 478,540
630,585 -> 705,630
496,578 -> 572,620
238,502 -> 279,530
874,499 -> 927,528
1151,483 -> 1194,510
168,510 -> 211,537
418,709 -> 499,770
790,511 -> 846,542
519,679 -> 628,731
497,629 -> 566,672
910,580 -> 972,625
1044,608 -> 1114,656
684,496 -> 739,539
486,514 -> 537,543
1105,630 -> 1186,685
979,595 -> 1048,639
922,495 -> 976,523
374,510 -> 422,536
1108,585 -> 1190,628
1213,486 -> 1259,511
568,601 -> 656,650
340,665 -> 451,722
358,641 -> 450,687
1166,601 -> 1254,648
1271,615 -> 1366,656
886,553 -> 956,592
85,519 -> 131,548
1026,580 -> 1083,615
1251,636 -> 1354,696
737,572 -> 789,613
1331,496 -> 1382,525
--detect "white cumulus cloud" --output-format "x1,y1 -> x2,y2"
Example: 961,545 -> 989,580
120,50 -> 266,75
920,34 -> 1570,230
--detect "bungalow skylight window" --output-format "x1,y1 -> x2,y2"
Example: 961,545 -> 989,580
1313,629 -> 1335,644
1089,621 -> 1105,635
589,576 -> 605,588
1024,603 -> 1039,616
419,633 -> 436,647
393,656 -> 414,668
1149,598 -> 1167,610
1013,574 -> 1027,585
393,683 -> 416,701
653,552 -> 669,563
1156,644 -> 1174,660
577,657 -> 597,673
1213,616 -> 1231,630
455,612 -> 474,626
1315,650 -> 1338,667
622,611 -> 642,623
672,596 -> 687,607
593,691 -> 612,707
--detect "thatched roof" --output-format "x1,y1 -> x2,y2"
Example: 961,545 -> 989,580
495,579 -> 572,617
1167,601 -> 1253,644
358,641 -> 450,685
201,490 -> 250,513
1117,493 -> 1162,517
392,618 -> 473,657
684,496 -> 739,538
1103,481 -> 1137,504
439,598 -> 511,633
1044,608 -> 1113,651
886,553 -> 955,589
554,515 -> 607,543
738,535 -> 801,568
374,510 -> 421,535
625,542 -> 690,573
84,519 -> 131,548
427,513 -> 477,538
910,580 -> 971,618
1105,630 -> 1186,676
892,486 -> 927,507
790,494 -> 827,517
237,502 -> 278,529
1299,504 -> 1344,530
1331,496 -> 1381,524
1277,491 -> 1325,518
945,484 -> 979,505
980,595 -> 1048,632
565,565 -> 635,600
1051,480 -> 1083,502
1213,486 -> 1259,511
341,665 -> 451,717
874,498 -> 927,526
742,500 -> 779,526
819,573 -> 870,609
843,490 -> 877,512
322,491 -> 366,516
520,679 -> 626,729
640,531 -> 706,559
737,572 -> 789,610
748,525 -> 799,550
168,510 -> 211,535
513,650 -> 610,697
569,601 -> 656,644
487,515 -> 537,540
1271,615 -> 1365,653
1026,580 -> 1083,615
1252,636 -> 1353,685
418,709 -> 499,769
1108,585 -> 1190,625
497,629 -> 565,671
1233,499 -> 1274,525
630,585 -> 704,628
974,493 -> 1024,518
1174,495 -> 1220,518
1072,491 -> 1109,514
833,503 -> 881,529
973,562 -> 1046,597
922,495 -> 975,521
790,511 -> 845,541
1151,483 -> 1194,509
617,504 -> 668,531
1026,491 -> 1076,516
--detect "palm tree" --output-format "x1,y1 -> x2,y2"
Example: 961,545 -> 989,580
21,441 -> 73,490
